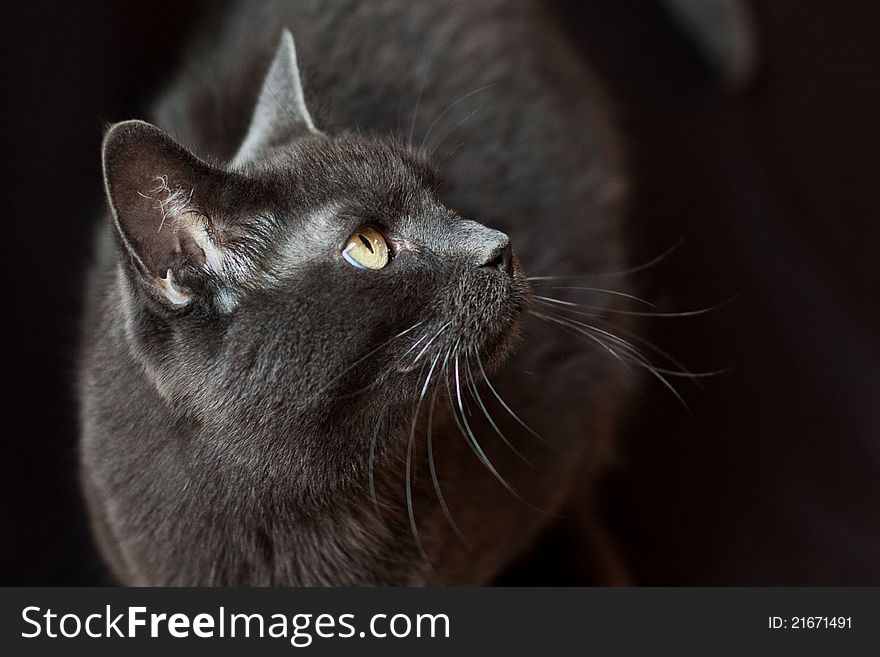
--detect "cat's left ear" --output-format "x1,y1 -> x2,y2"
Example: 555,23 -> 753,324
232,29 -> 319,166
102,120 -> 232,309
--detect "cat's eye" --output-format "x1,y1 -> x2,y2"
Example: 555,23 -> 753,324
342,226 -> 390,270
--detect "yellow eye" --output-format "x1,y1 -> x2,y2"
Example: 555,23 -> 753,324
342,226 -> 389,270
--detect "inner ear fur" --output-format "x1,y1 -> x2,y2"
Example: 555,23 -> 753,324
102,120 -> 226,305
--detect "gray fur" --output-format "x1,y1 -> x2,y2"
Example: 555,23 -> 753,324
233,29 -> 319,167
79,0 -> 629,586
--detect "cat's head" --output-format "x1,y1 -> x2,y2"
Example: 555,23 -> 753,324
102,32 -> 527,504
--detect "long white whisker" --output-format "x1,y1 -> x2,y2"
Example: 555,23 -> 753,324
401,331 -> 431,359
367,417 -> 386,526
464,352 -> 533,466
474,351 -> 551,447
412,321 -> 452,365
550,309 -> 730,382
528,288 -> 655,307
406,351 -> 443,564
531,310 -> 691,412
539,308 -> 722,379
531,310 -> 633,372
454,353 -> 518,496
444,351 -> 559,517
426,377 -> 468,544
532,295 -> 734,319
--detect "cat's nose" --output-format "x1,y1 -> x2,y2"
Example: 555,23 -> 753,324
478,231 -> 513,274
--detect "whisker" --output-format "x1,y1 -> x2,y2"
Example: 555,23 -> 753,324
307,321 -> 424,402
532,295 -> 735,319
401,331 -> 431,359
537,308 -> 723,380
412,321 -> 452,365
453,353 -> 519,496
367,417 -> 386,527
419,84 -> 495,152
464,351 -> 534,466
426,370 -> 469,545
526,239 -> 684,281
443,365 -> 477,467
435,141 -> 466,167
427,103 -> 486,161
531,310 -> 633,372
408,58 -> 431,146
530,310 -> 691,412
529,288 -> 656,307
474,351 -> 552,448
443,350 -> 562,518
533,309 -> 653,368
592,315 -> 705,386
533,310 -> 684,403
549,308 -> 730,383
406,351 -> 443,564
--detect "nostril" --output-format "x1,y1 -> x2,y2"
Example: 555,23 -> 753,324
483,241 -> 513,274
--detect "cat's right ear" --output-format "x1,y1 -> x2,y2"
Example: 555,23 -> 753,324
102,120 -> 228,309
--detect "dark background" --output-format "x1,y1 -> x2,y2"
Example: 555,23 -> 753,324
2,1 -> 878,585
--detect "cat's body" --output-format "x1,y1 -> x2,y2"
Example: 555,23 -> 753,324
79,0 -> 629,585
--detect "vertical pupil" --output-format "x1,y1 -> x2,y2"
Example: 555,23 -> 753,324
358,234 -> 374,253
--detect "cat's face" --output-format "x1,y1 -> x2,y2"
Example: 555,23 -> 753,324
210,135 -> 525,428
232,136 -> 526,408
103,93 -> 525,511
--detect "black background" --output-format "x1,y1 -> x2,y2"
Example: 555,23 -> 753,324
2,1 -> 878,584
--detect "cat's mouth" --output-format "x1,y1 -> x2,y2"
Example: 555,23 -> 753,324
396,264 -> 528,376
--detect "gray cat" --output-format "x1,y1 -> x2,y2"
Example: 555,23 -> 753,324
78,0 -> 630,585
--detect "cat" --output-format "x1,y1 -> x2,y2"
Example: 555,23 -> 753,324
78,0 -> 630,586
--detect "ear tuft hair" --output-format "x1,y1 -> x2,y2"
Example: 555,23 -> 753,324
102,120 -> 226,308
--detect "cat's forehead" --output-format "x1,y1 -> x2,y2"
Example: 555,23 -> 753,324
286,136 -> 438,196
238,136 -> 443,234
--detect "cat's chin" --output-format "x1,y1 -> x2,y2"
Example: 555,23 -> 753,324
478,315 -> 524,374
